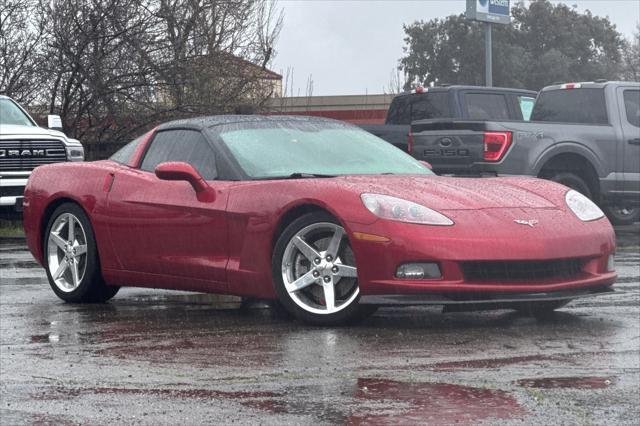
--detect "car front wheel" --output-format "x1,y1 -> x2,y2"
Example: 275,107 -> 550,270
44,203 -> 119,303
272,212 -> 375,325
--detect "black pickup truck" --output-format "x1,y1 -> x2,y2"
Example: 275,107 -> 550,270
411,81 -> 640,225
360,85 -> 537,152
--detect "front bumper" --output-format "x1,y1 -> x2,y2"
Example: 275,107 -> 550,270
0,175 -> 28,207
347,207 -> 617,297
360,286 -> 613,306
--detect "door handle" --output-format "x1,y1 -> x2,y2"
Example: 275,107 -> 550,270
629,138 -> 640,145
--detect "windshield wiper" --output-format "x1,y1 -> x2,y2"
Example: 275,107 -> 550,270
285,172 -> 337,179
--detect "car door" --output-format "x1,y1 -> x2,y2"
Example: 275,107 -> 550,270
106,128 -> 231,289
616,87 -> 640,199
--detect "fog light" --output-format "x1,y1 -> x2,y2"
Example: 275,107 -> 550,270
396,263 -> 441,279
607,255 -> 615,272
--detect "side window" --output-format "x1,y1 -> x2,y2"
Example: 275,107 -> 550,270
110,135 -> 144,164
140,129 -> 217,180
465,93 -> 509,120
623,90 -> 640,128
517,96 -> 536,121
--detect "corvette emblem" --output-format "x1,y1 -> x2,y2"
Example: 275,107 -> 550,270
514,219 -> 539,227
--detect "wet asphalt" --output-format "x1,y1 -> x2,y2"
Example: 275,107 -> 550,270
0,227 -> 639,425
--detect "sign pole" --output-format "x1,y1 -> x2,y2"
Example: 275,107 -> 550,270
485,21 -> 492,87
466,0 -> 510,87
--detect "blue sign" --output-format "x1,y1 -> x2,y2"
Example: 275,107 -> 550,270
488,0 -> 510,16
466,0 -> 511,25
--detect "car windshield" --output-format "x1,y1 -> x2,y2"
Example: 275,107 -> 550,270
216,120 -> 433,179
0,98 -> 35,126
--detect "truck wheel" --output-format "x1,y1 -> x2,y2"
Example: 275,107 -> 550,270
602,205 -> 640,226
548,172 -> 592,199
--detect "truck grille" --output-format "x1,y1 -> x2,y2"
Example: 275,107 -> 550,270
0,140 -> 67,172
461,258 -> 585,283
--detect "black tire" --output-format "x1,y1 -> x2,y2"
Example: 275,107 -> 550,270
515,300 -> 568,318
602,205 -> 640,226
548,172 -> 592,199
43,203 -> 119,303
271,211 -> 376,326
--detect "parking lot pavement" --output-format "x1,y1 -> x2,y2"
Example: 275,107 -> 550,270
0,228 -> 638,425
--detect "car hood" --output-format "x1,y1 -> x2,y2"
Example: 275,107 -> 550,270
333,175 -> 559,211
0,124 -> 67,140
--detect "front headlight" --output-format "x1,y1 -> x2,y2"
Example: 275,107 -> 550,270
565,190 -> 604,221
65,144 -> 84,161
361,193 -> 454,226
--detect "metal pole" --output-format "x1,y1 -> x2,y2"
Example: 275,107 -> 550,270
485,21 -> 492,87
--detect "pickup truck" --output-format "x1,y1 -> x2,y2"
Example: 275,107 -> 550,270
360,85 -> 537,152
0,95 -> 84,212
411,81 -> 640,225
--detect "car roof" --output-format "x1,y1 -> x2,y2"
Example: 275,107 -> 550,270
156,114 -> 346,131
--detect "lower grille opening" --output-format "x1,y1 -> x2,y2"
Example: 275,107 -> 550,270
0,186 -> 25,197
462,258 -> 586,283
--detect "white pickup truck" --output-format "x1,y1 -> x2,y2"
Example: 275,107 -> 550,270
0,95 -> 84,212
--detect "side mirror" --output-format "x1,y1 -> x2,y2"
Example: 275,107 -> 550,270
155,162 -> 215,202
419,160 -> 433,170
47,115 -> 63,130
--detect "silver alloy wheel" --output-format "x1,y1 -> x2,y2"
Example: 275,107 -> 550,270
47,213 -> 88,293
281,222 -> 359,315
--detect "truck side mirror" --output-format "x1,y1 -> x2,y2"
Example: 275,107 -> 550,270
47,115 -> 63,130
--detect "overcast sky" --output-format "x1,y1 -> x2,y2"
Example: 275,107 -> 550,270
272,0 -> 640,96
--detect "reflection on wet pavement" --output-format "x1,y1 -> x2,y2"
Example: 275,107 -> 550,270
349,378 -> 526,425
1,226 -> 639,424
516,376 -> 616,389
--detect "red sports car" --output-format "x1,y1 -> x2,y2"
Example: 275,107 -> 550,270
22,116 -> 616,325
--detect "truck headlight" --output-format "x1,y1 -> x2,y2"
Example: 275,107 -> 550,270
361,193 -> 454,225
565,190 -> 604,221
66,145 -> 84,161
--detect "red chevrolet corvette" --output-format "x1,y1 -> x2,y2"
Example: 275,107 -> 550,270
23,116 -> 616,325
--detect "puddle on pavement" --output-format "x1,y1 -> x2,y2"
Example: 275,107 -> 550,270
33,386 -> 287,413
348,378 -> 526,425
126,292 -> 243,309
30,333 -> 60,343
429,354 -> 563,371
516,376 -> 616,389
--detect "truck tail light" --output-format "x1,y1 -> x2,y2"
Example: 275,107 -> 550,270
483,131 -> 512,162
407,131 -> 414,154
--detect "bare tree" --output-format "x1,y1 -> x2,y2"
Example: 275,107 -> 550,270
0,0 -> 47,103
385,66 -> 405,95
26,0 -> 283,148
133,0 -> 283,114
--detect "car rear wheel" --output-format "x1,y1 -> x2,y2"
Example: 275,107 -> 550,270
44,203 -> 119,303
272,212 -> 376,325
